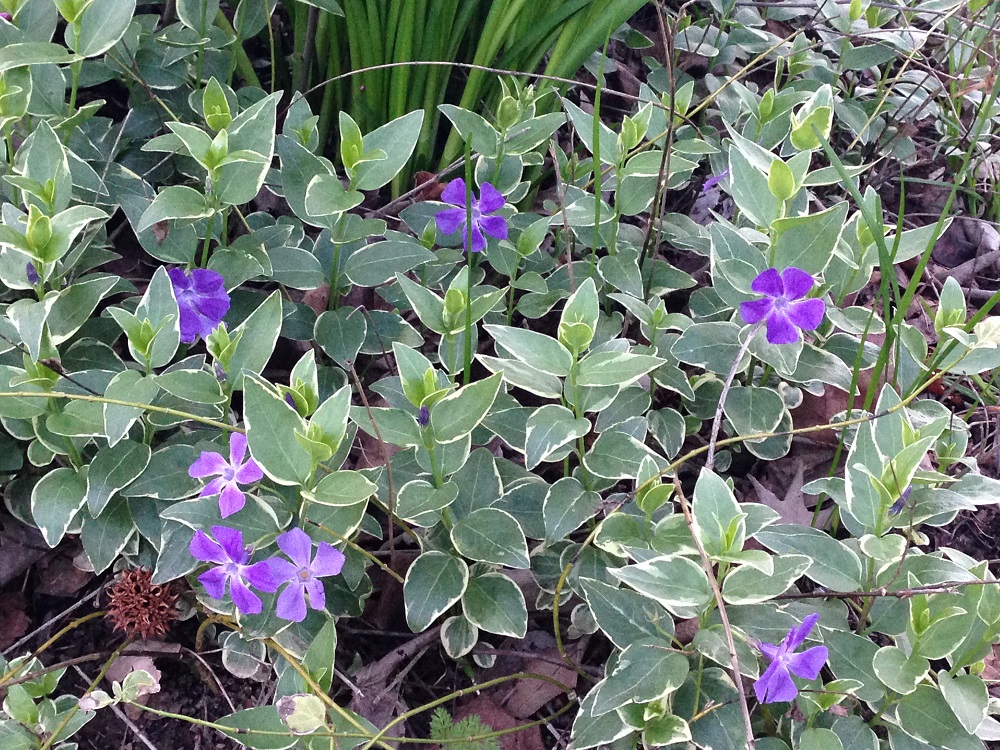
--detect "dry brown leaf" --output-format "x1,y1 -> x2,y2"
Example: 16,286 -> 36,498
0,593 -> 30,650
747,459 -> 830,527
453,695 -> 545,750
500,652 -> 577,718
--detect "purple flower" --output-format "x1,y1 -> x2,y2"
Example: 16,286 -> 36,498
740,267 -> 825,345
890,486 -> 912,516
26,262 -> 39,285
266,528 -> 345,622
0,12 -> 11,22
167,267 -> 230,344
189,526 -> 278,615
434,179 -> 508,253
702,168 -> 730,193
754,613 -> 828,703
417,405 -> 430,427
189,432 -> 264,518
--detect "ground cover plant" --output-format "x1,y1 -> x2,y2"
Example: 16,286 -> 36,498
2,1 -> 1000,749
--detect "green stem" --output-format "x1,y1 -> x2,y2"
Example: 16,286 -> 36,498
590,33 -> 609,281
463,141 -> 474,386
215,11 -> 262,89
199,212 -> 216,268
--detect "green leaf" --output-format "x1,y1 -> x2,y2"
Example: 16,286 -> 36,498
438,105 -> 499,158
441,614 -> 479,659
483,324 -> 574,377
430,372 -> 502,444
671,322 -> 748,375
451,508 -> 529,569
770,202 -> 849,276
345,241 -> 436,287
315,307 -> 367,368
938,673 -> 988,735
404,551 -> 469,632
580,578 -> 673,650
304,173 -> 364,217
86,439 -> 151,515
692,468 -> 744,558
31,467 -> 87,547
895,685 -> 981,750
0,43 -> 79,75
135,266 -> 181,368
217,706 -> 299,750
295,0 -> 343,15
67,0 -> 135,56
755,525 -> 863,592
729,146 -> 779,227
798,728 -> 844,750
462,572 -> 528,638
352,111 -> 424,191
309,471 -> 376,507
583,431 -> 666,480
767,159 -> 796,202
396,480 -> 459,524
243,376 -> 312,486
137,186 -> 213,231
575,351 -> 664,387
226,291 -> 283,389
872,646 -> 928,695
611,556 -> 712,617
81,495 -> 135,574
589,639 -> 689,717
104,370 -> 159,446
544,477 -> 599,542
723,385 -> 786,441
722,554 -> 811,605
155,369 -> 226,405
121,445 -> 201,500
350,406 -> 422,448
525,404 -> 590,470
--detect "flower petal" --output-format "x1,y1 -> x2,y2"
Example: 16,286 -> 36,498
478,182 -> 504,213
276,583 -> 307,622
440,178 -> 468,207
435,207 -> 466,237
311,543 -> 346,577
740,298 -> 774,325
751,267 -> 784,297
757,662 -> 798,703
266,557 -> 299,583
787,645 -> 828,680
199,476 -> 227,499
167,267 -> 191,292
177,304 -> 202,343
189,530 -> 226,564
193,293 -> 229,323
787,298 -> 825,332
245,561 -> 280,593
191,268 -> 226,295
229,576 -> 263,615
779,267 -> 815,300
211,526 -> 247,563
758,642 -> 781,662
229,432 -> 248,466
277,527 -> 314,567
468,222 -> 486,253
305,578 -> 326,612
765,312 -> 799,345
197,566 -> 227,599
235,459 -> 264,485
785,613 -> 821,650
189,450 -> 228,478
479,214 -> 508,242
218,483 -> 247,518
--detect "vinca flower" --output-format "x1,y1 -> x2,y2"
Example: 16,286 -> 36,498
168,267 -> 230,343
25,262 -> 39,285
189,432 -> 264,518
417,405 -> 430,427
189,526 -> 277,615
702,167 -> 730,193
267,528 -> 346,622
435,178 -> 507,253
740,267 -> 825,345
754,613 -> 828,703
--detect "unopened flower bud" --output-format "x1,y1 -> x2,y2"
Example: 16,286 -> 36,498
25,262 -> 39,285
